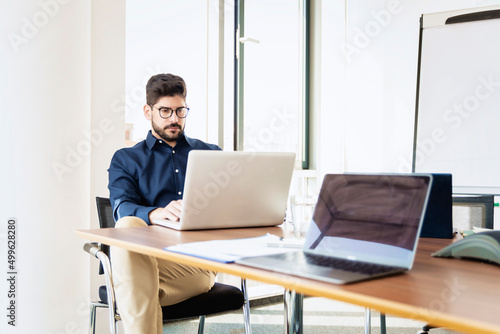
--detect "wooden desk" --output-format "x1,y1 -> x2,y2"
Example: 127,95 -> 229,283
76,226 -> 500,334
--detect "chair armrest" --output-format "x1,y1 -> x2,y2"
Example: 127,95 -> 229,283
83,242 -> 101,258
83,242 -> 113,288
84,242 -> 108,275
83,242 -> 119,332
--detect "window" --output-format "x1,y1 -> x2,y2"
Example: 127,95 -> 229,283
125,0 -> 310,169
233,0 -> 310,168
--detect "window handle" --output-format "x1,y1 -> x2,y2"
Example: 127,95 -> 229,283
236,31 -> 260,58
238,37 -> 260,44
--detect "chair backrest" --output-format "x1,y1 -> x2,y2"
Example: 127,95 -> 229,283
96,197 -> 115,275
419,174 -> 453,239
452,194 -> 495,230
96,197 -> 115,228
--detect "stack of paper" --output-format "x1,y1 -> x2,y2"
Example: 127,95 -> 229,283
164,234 -> 303,263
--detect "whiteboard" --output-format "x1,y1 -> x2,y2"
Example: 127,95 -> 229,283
413,6 -> 500,194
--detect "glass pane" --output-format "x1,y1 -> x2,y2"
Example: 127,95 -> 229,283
241,0 -> 302,160
125,0 -> 210,144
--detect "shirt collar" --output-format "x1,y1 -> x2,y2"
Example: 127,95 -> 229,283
145,130 -> 191,150
183,135 -> 199,148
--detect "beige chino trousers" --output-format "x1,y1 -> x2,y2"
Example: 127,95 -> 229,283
110,217 -> 216,334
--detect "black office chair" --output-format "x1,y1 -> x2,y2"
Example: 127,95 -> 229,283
86,197 -> 252,334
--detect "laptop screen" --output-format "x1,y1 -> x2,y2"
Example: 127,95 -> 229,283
304,174 -> 432,268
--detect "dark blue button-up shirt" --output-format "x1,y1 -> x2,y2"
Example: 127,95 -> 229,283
108,131 -> 221,224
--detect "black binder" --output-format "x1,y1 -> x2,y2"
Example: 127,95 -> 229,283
420,173 -> 453,239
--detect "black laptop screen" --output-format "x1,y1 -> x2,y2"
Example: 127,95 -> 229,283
304,174 -> 431,266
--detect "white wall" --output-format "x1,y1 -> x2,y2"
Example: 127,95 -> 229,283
0,0 -> 90,332
314,0 -> 347,181
90,0 -> 126,333
0,0 -> 124,333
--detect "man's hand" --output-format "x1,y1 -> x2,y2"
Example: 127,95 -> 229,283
149,200 -> 183,223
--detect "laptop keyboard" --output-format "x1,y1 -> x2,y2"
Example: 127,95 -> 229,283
304,253 -> 400,276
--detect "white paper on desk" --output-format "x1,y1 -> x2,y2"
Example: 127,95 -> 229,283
164,234 -> 302,263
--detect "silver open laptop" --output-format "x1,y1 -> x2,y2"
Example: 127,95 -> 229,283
237,173 -> 433,284
153,150 -> 295,230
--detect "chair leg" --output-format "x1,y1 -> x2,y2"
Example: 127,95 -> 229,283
365,309 -> 387,334
89,301 -> 118,334
89,303 -> 97,334
364,308 -> 371,334
241,278 -> 252,334
417,324 -> 433,334
284,289 -> 304,334
380,313 -> 387,334
197,315 -> 206,334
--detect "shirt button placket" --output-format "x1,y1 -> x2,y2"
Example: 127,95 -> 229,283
172,148 -> 181,197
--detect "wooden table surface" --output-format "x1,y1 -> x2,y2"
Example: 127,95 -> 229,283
76,225 -> 500,334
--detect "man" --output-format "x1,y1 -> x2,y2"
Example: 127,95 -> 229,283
108,73 -> 219,334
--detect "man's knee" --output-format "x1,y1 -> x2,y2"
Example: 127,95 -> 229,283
115,216 -> 148,228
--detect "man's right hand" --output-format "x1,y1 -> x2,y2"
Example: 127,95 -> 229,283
149,200 -> 183,223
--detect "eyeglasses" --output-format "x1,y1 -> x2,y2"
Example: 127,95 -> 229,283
150,104 -> 190,119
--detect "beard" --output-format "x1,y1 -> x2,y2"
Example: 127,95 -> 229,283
152,120 -> 185,143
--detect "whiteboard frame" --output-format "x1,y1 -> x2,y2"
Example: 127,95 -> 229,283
421,5 -> 500,29
412,5 -> 500,195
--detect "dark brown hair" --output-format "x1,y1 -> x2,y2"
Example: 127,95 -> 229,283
146,73 -> 187,105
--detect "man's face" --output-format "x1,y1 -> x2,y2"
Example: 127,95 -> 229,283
144,95 -> 187,145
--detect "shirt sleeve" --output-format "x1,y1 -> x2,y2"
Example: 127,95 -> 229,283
108,150 -> 156,225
